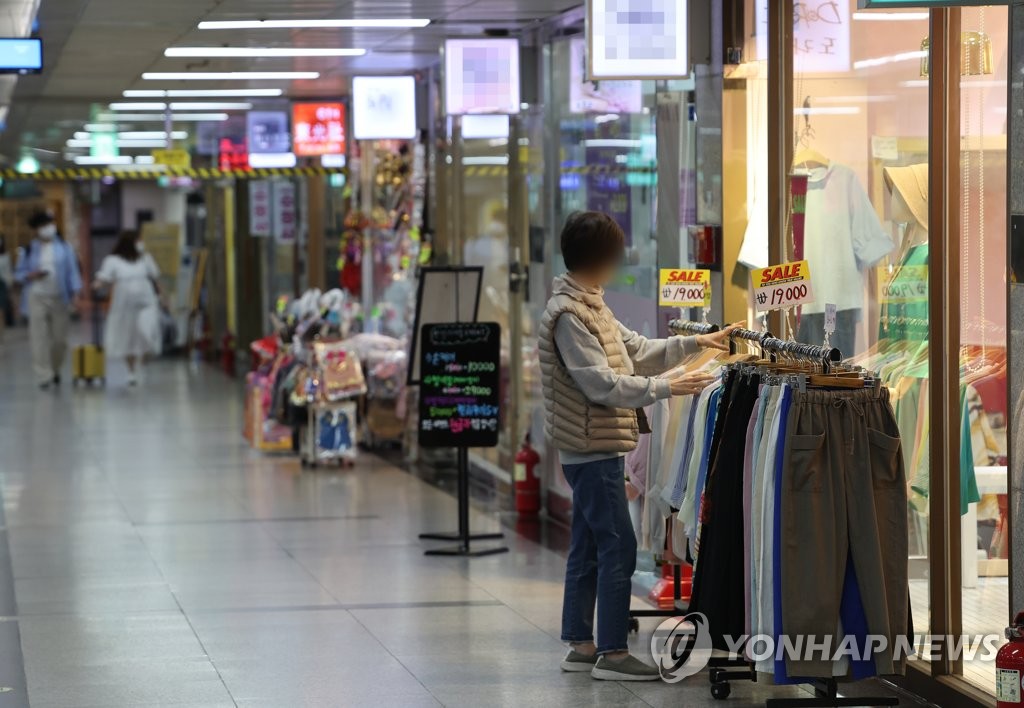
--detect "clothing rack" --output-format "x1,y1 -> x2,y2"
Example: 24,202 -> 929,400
667,319 -> 720,336
701,330 -> 896,707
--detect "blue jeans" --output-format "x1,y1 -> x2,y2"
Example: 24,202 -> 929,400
560,456 -> 637,655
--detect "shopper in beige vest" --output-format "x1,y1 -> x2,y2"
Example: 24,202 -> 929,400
540,211 -> 737,681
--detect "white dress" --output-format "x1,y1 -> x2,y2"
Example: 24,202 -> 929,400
96,254 -> 161,358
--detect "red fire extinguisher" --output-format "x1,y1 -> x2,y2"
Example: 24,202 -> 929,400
997,612 -> 1024,707
221,331 -> 236,377
514,434 -> 541,515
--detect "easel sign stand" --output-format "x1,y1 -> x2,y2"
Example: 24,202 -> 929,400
417,322 -> 508,557
407,266 -> 506,555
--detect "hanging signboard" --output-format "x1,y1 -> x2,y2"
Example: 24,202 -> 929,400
418,322 -> 501,449
352,76 -> 417,140
569,37 -> 643,113
247,111 -> 290,154
444,38 -> 520,115
586,0 -> 689,79
249,180 -> 272,237
659,268 -> 711,308
751,260 -> 815,312
273,181 -> 297,244
293,102 -> 346,156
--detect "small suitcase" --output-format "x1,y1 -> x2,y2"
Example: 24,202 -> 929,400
73,297 -> 105,385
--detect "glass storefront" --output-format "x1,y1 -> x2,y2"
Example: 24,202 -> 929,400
487,2 -> 1017,704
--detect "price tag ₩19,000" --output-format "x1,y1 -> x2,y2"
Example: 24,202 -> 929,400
751,260 -> 815,313
659,268 -> 711,308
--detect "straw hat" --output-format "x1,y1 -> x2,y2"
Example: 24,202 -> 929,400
883,163 -> 928,231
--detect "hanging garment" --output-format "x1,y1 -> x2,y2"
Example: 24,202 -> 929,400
779,387 -> 908,678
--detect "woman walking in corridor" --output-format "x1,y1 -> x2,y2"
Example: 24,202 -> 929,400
93,230 -> 162,386
538,211 -> 737,681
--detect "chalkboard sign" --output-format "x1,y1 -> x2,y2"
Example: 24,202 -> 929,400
418,322 -> 501,449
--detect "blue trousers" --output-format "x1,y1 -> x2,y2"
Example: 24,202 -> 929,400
560,456 -> 636,655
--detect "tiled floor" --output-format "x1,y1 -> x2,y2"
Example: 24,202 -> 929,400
0,331 -> 909,707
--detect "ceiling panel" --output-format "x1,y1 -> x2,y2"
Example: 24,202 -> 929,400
1,0 -> 581,164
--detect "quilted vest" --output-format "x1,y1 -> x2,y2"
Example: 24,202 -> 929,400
538,275 -> 638,454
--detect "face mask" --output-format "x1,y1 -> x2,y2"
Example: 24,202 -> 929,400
136,242 -> 145,253
38,224 -> 56,240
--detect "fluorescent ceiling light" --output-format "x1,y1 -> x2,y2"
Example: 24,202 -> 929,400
97,113 -> 230,122
124,88 -> 284,98
166,47 -> 366,58
852,11 -> 928,21
142,71 -> 318,80
85,123 -> 116,132
67,138 -> 170,149
110,102 -> 166,110
108,102 -> 254,117
134,155 -> 156,165
853,50 -> 926,70
75,131 -> 188,140
248,152 -> 297,168
74,155 -> 133,165
120,90 -> 167,98
198,19 -> 430,30
321,154 -> 346,168
168,102 -> 252,110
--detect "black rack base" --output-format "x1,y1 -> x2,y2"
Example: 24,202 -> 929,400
423,544 -> 509,557
419,531 -> 504,542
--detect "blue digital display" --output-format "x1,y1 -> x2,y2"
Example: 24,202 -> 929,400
0,38 -> 42,74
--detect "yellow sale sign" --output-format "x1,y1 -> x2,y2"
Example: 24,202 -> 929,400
659,269 -> 711,307
751,260 -> 814,312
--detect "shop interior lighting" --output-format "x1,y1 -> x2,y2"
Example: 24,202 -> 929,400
462,156 -> 509,166
581,138 -> 642,149
198,19 -> 430,30
793,106 -> 860,116
248,152 -> 297,168
852,50 -> 926,70
142,71 -> 319,81
166,47 -> 365,58
124,88 -> 284,98
851,11 -> 928,21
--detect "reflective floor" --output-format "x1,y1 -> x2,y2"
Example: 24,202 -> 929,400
0,331 -> 908,707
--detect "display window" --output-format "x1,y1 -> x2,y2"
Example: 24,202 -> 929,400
768,1 -> 1012,697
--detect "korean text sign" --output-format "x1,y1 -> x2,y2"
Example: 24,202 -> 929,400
418,323 -> 501,449
293,103 -> 346,157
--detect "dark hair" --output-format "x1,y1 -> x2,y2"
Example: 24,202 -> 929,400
559,211 -> 625,273
111,231 -> 141,262
28,210 -> 54,230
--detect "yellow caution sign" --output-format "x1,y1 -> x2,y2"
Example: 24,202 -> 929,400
152,148 -> 192,170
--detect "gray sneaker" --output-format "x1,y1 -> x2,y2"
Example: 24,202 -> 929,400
590,654 -> 661,681
560,649 -> 599,672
